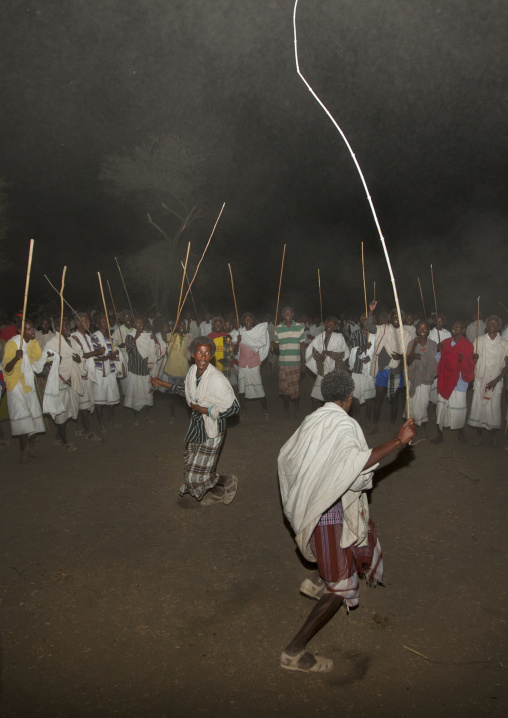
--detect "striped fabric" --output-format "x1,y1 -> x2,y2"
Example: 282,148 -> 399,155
310,519 -> 383,609
180,435 -> 224,500
125,334 -> 149,376
274,321 -> 305,366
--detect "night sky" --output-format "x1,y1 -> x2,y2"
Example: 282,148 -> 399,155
1,0 -> 507,321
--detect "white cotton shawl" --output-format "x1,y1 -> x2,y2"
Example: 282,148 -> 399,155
43,354 -> 65,418
92,330 -> 126,377
305,331 -> 350,376
239,322 -> 270,362
474,334 -> 508,381
349,333 -> 375,377
278,403 -> 377,562
184,363 -> 236,439
45,334 -> 85,396
370,324 -> 411,377
71,332 -> 97,384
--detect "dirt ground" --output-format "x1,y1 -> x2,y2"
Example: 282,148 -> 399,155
1,368 -> 507,717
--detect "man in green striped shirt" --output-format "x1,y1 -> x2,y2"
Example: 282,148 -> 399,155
273,307 -> 306,418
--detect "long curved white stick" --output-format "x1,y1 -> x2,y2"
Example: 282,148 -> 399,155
293,0 -> 410,418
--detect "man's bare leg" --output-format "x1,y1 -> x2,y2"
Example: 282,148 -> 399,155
432,426 -> 444,444
282,593 -> 342,669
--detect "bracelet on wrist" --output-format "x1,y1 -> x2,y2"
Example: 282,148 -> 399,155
394,436 -> 403,448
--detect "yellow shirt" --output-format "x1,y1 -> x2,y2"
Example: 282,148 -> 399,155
3,338 -> 42,393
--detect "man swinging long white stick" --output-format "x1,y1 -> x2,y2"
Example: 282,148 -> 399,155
292,0 -> 410,419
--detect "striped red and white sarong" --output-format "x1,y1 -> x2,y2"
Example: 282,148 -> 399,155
309,519 -> 383,609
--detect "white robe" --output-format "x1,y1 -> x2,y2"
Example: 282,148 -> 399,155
468,333 -> 508,430
278,403 -> 377,562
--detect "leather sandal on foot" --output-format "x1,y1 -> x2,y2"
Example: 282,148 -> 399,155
63,443 -> 77,452
300,577 -> 325,600
200,488 -> 225,506
280,650 -> 333,673
223,474 -> 238,505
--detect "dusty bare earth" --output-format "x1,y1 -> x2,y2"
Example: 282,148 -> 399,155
1,368 -> 507,717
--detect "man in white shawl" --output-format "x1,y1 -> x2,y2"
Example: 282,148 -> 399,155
467,315 -> 508,446
123,317 -> 163,423
348,314 -> 376,426
236,312 -> 270,418
151,336 -> 240,505
305,316 -> 349,411
403,321 -> 438,432
44,317 -> 87,452
278,370 -> 415,674
364,300 -> 411,431
3,319 -> 49,464
91,314 -> 122,432
112,310 -> 135,395
71,312 -> 104,441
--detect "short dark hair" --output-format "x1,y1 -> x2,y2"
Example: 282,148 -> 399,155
189,336 -> 216,358
321,370 -> 355,403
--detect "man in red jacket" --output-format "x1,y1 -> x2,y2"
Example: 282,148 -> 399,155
432,320 -> 475,444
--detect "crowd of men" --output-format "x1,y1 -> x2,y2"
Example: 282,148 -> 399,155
1,302 -> 508,462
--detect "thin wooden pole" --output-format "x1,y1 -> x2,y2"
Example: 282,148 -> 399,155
274,244 -> 286,327
181,261 -> 199,322
228,263 -> 240,331
177,242 -> 191,319
58,266 -> 67,356
107,280 -> 123,344
499,301 -> 508,315
318,268 -> 323,330
44,274 -> 90,334
430,264 -> 440,343
476,296 -> 480,354
20,239 -> 35,347
115,256 -> 136,319
373,281 -> 376,302
361,242 -> 368,318
97,272 -> 113,341
166,202 -> 225,349
417,277 -> 427,320
293,1 -> 411,420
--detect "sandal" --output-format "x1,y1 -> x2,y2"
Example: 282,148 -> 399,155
63,443 -> 77,452
87,432 -> 102,442
300,577 -> 325,601
201,487 -> 225,506
280,650 -> 333,673
74,428 -> 87,437
223,474 -> 238,505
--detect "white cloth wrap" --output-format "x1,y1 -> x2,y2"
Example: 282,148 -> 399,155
278,403 -> 377,562
184,363 -> 236,439
239,322 -> 270,362
43,354 -> 65,419
305,332 -> 349,376
7,382 -> 45,436
403,384 -> 431,426
436,390 -> 467,430
238,366 -> 265,398
370,325 -> 411,377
